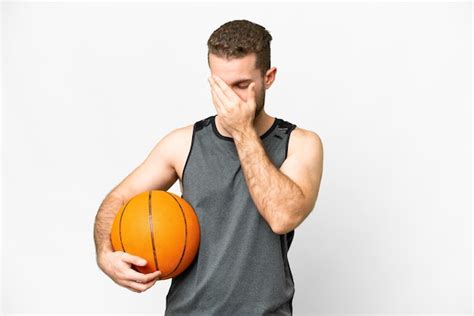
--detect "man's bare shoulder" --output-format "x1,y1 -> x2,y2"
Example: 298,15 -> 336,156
287,126 -> 323,157
166,123 -> 194,141
159,122 -> 194,179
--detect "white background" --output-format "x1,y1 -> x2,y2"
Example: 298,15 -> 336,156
1,1 -> 472,314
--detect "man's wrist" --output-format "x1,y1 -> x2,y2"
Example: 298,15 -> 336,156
233,125 -> 257,144
96,242 -> 113,258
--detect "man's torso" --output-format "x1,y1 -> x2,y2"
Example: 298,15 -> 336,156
164,114 -> 304,315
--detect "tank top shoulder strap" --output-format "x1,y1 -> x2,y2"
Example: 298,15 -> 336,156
194,115 -> 214,132
273,118 -> 297,159
276,117 -> 297,133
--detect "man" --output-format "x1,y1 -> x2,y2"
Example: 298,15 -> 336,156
94,19 -> 323,315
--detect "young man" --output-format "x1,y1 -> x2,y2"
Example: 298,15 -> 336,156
94,19 -> 323,315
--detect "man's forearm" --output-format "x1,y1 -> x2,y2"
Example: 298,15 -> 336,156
233,128 -> 304,234
93,191 -> 125,259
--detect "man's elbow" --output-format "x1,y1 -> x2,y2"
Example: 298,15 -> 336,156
271,224 -> 295,235
270,214 -> 300,235
271,206 -> 315,235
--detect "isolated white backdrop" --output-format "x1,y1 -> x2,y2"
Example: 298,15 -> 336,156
2,1 -> 472,314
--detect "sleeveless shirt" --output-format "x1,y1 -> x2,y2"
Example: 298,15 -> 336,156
165,114 -> 297,315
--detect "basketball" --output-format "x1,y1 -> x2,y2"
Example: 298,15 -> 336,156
110,190 -> 200,280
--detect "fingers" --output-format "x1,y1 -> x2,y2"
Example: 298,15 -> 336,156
124,277 -> 159,293
210,75 -> 240,103
121,270 -> 162,293
210,85 -> 226,115
113,252 -> 163,293
208,76 -> 230,107
126,269 -> 162,284
121,252 -> 147,266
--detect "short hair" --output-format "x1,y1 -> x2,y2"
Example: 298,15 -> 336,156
207,19 -> 272,77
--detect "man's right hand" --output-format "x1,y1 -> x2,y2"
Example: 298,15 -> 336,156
98,250 -> 162,293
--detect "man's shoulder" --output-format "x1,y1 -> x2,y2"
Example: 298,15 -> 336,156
161,115 -> 215,152
279,116 -> 320,142
292,126 -> 321,141
286,124 -> 323,157
168,123 -> 194,139
158,119 -> 198,174
167,115 -> 213,140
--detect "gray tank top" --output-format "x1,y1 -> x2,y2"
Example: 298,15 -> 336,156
165,114 -> 297,315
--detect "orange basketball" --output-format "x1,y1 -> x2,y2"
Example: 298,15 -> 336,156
110,190 -> 200,280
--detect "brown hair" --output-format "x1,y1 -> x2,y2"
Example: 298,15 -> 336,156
207,19 -> 272,77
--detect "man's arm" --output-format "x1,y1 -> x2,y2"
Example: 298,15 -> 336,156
93,126 -> 193,293
207,74 -> 323,234
94,190 -> 127,259
233,128 -> 323,235
93,128 -> 182,261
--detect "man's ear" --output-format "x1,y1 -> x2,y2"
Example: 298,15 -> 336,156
264,67 -> 277,89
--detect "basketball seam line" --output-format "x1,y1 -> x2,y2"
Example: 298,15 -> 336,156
119,199 -> 132,253
161,192 -> 188,279
148,191 -> 159,272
